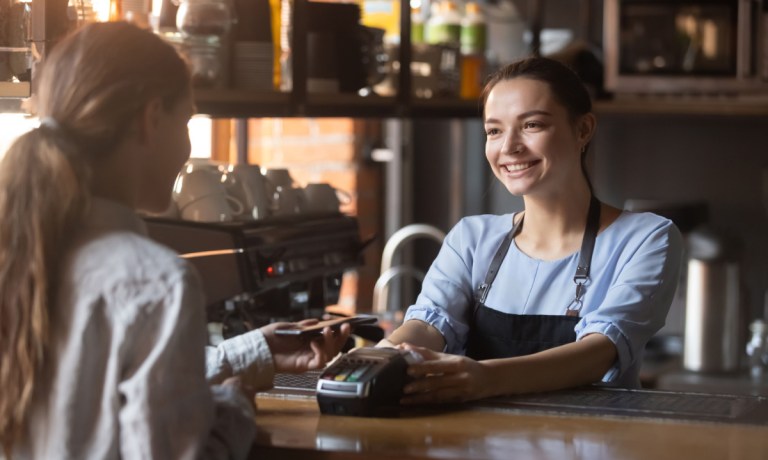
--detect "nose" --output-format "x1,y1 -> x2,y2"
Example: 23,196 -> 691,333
500,130 -> 521,155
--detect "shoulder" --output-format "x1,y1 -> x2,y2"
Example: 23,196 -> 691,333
437,214 -> 517,264
79,230 -> 188,278
613,211 -> 680,237
603,211 -> 683,257
449,213 -> 515,242
68,230 -> 198,309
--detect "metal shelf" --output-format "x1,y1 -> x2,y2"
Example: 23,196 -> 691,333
194,89 -> 482,119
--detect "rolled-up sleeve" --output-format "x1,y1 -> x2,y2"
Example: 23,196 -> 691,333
206,329 -> 275,391
404,220 -> 478,354
576,220 -> 683,383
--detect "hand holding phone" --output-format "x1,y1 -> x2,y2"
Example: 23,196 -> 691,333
273,315 -> 378,337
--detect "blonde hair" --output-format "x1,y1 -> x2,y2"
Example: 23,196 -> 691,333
0,22 -> 190,454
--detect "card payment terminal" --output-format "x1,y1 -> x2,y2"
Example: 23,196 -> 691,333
316,347 -> 421,417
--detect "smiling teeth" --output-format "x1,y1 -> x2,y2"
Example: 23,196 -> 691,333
505,162 -> 532,172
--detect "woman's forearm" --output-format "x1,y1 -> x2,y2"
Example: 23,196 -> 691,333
484,333 -> 617,396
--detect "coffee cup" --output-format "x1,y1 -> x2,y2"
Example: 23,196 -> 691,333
302,183 -> 351,214
173,169 -> 224,208
271,185 -> 306,216
263,168 -> 296,189
179,193 -> 244,222
223,164 -> 273,220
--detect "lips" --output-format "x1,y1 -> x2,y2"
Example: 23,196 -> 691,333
501,160 -> 539,173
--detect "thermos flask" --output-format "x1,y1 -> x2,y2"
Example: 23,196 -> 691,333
683,227 -> 743,373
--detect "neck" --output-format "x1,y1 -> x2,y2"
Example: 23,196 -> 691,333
516,185 -> 593,260
89,144 -> 139,209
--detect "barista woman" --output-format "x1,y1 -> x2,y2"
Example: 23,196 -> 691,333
0,22 -> 348,459
381,57 -> 683,404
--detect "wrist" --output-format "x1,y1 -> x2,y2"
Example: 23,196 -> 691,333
376,338 -> 398,348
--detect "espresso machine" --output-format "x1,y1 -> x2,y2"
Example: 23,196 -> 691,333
143,213 -> 367,340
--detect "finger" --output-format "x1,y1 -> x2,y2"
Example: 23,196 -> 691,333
297,318 -> 320,326
307,337 -> 328,370
407,361 -> 453,378
399,343 -> 440,361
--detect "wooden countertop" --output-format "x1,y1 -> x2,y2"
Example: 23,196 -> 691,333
249,392 -> 768,460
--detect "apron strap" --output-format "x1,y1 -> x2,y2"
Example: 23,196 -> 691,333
475,215 -> 524,305
566,196 -> 601,316
574,195 -> 601,282
474,196 -> 602,316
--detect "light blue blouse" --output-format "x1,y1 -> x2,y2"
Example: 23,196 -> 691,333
403,211 -> 684,388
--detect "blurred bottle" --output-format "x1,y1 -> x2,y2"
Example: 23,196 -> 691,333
268,0 -> 281,90
459,1 -> 485,99
411,5 -> 424,45
175,0 -> 233,87
279,0 -> 292,91
425,0 -> 460,47
746,319 -> 767,379
484,0 -> 526,69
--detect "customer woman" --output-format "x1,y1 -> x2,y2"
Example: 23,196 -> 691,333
0,22 -> 348,459
381,57 -> 683,404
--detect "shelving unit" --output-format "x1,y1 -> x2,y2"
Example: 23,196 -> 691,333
194,0 -> 483,119
3,0 -> 767,119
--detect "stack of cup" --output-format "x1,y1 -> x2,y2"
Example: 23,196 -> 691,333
221,164 -> 273,220
173,168 -> 244,222
264,168 -> 305,216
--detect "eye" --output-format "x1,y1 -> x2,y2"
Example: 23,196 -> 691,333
485,127 -> 501,136
523,121 -> 542,130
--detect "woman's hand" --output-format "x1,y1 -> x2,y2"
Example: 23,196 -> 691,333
398,343 -> 494,404
261,319 -> 351,373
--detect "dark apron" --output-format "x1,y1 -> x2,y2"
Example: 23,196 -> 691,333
465,196 -> 601,360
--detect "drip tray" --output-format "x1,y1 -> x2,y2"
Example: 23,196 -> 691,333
475,387 -> 768,426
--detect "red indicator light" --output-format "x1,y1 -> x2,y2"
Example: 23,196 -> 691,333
266,266 -> 274,276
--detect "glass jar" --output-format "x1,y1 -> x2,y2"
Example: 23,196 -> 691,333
176,0 -> 233,45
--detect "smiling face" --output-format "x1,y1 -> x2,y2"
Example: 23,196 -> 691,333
484,77 -> 593,199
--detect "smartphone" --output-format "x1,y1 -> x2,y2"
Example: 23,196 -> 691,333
273,315 -> 378,337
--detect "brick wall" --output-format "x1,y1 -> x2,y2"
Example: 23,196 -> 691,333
220,118 -> 383,315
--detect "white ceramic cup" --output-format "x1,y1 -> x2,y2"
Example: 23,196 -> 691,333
302,183 -> 351,213
174,169 -> 228,209
180,193 -> 244,222
174,169 -> 244,222
224,164 -> 273,220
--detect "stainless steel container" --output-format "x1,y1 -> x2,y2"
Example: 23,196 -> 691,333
683,228 -> 743,373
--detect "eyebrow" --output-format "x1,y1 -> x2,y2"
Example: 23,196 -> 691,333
484,110 -> 553,124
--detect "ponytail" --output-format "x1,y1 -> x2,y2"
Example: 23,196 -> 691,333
0,125 -> 90,454
0,21 -> 190,454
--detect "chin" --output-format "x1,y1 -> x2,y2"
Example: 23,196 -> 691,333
501,182 -> 530,197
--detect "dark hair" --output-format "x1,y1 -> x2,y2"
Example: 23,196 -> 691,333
481,56 -> 595,192
482,56 -> 592,121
